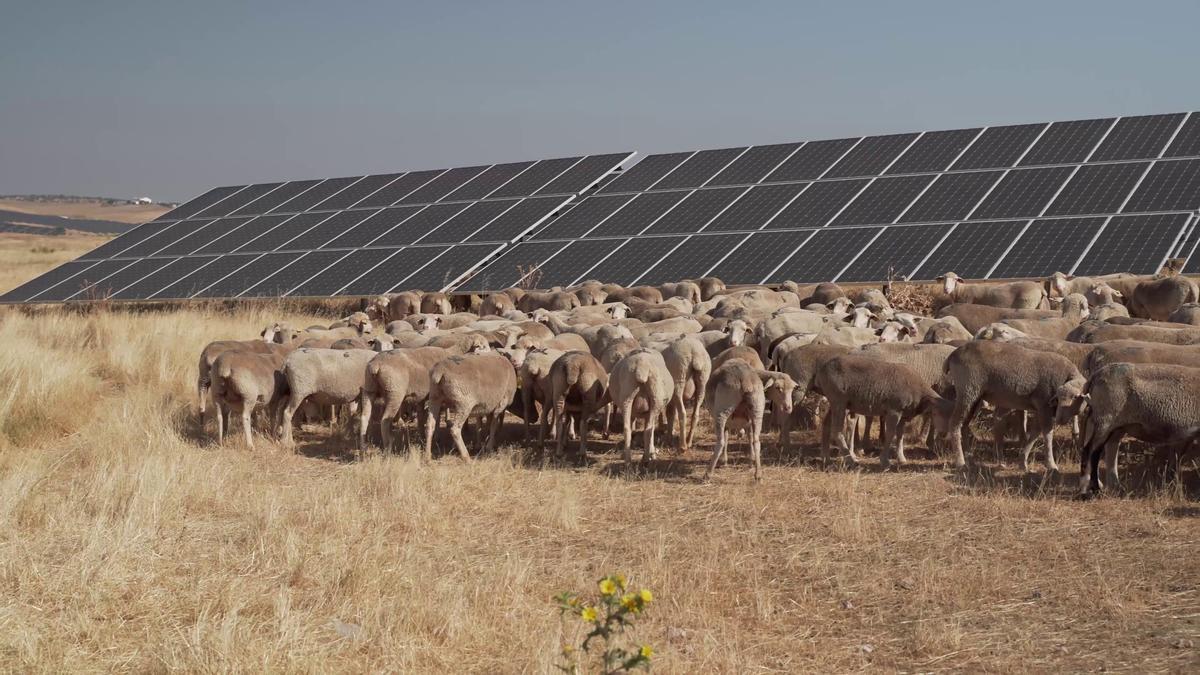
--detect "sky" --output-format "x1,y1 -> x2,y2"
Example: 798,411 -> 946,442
3,1 -> 1199,202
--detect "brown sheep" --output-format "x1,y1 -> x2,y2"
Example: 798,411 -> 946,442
712,345 -> 765,371
197,340 -> 289,420
279,348 -> 379,448
549,351 -> 609,459
1083,340 -> 1200,373
423,352 -> 518,462
420,292 -> 454,315
1128,276 -> 1198,320
943,341 -> 1086,472
1068,321 -> 1200,345
815,354 -> 949,468
209,349 -> 290,448
685,276 -> 726,301
704,359 -> 796,480
659,281 -> 702,304
479,292 -> 516,317
1077,363 -> 1200,496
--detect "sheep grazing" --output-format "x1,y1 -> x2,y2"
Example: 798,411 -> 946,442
548,351 -> 609,460
1069,321 -> 1200,345
279,348 -> 378,449
661,336 -> 712,450
479,292 -> 516,316
999,293 -> 1090,340
198,339 -> 290,420
1127,275 -> 1199,320
704,359 -> 796,480
360,343 -> 479,451
1168,303 -> 1200,325
936,272 -> 1047,309
420,292 -> 454,315
942,341 -> 1086,472
609,349 -> 674,464
209,349 -> 290,448
815,354 -> 949,468
1083,340 -> 1200,373
423,352 -> 518,462
1077,363 -> 1200,496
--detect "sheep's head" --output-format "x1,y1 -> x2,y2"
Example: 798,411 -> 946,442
937,272 -> 963,295
367,335 -> 395,352
465,334 -> 491,354
513,335 -> 540,352
531,308 -> 552,325
761,372 -> 797,416
260,323 -> 278,342
922,322 -> 956,344
607,303 -> 631,320
1053,375 -> 1088,425
827,296 -> 853,314
497,347 -> 525,369
1048,271 -> 1072,298
876,321 -> 915,343
846,306 -> 876,329
723,319 -> 749,347
1088,283 -> 1122,305
975,323 -> 1025,341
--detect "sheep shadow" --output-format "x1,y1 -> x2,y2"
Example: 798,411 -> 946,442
944,452 -> 1200,501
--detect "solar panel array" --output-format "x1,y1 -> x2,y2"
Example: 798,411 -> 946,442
8,111 -> 1200,303
457,112 -> 1200,291
1,153 -> 633,302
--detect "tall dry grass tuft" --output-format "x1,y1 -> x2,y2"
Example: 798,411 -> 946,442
0,302 -> 1195,671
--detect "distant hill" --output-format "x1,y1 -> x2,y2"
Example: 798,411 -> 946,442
0,196 -> 172,235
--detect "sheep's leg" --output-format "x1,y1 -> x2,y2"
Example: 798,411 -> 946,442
522,388 -> 534,444
537,396 -> 551,453
356,396 -> 373,457
1103,436 -> 1122,491
379,398 -> 402,454
750,409 -> 764,481
554,396 -> 569,460
242,403 -> 256,450
485,412 -> 502,454
706,410 -> 730,479
422,403 -> 440,463
447,411 -> 473,462
1019,409 -> 1045,472
948,391 -> 979,468
215,400 -> 226,444
621,400 -> 635,464
781,409 -> 793,457
281,395 -> 303,447
880,413 -> 900,469
688,382 -> 704,448
820,402 -> 838,465
578,404 -> 591,458
643,404 -> 660,463
895,417 -> 909,464
1041,411 -> 1059,473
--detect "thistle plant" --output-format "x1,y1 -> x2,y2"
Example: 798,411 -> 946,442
554,574 -> 654,673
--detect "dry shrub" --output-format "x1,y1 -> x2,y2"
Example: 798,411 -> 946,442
516,263 -> 543,290
885,280 -> 937,316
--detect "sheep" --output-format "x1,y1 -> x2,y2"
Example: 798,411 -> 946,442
712,345 -> 765,371
936,272 -> 1047,309
776,343 -> 855,453
937,303 -> 1060,334
606,285 -> 664,304
755,310 -> 831,362
209,349 -> 290,448
518,290 -> 582,312
1084,340 -> 1200,373
692,319 -> 750,358
685,276 -> 726,301
370,291 -> 422,322
1091,302 -> 1130,321
548,351 -> 609,459
511,347 -> 566,448
942,341 -> 1086,472
619,316 -> 703,339
800,282 -> 846,306
658,280 -> 702,304
858,342 -> 956,456
331,337 -> 370,350
1046,272 -> 1137,300
513,332 -> 589,353
1068,321 -> 1200,345
1077,363 -> 1200,496
197,340 -> 289,420
419,292 -> 454,315
1127,275 -> 1199,320
609,349 -> 674,464
996,337 -> 1097,374
573,284 -> 608,306
704,359 -> 796,480
661,336 -> 712,450
815,354 -> 950,468
279,348 -> 379,448
480,292 -> 516,316
1167,303 -> 1200,325
999,293 -> 1090,340
423,352 -> 518,462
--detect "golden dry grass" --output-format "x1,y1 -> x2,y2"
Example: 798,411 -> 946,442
0,233 -> 111,297
0,198 -> 170,224
0,246 -> 1198,671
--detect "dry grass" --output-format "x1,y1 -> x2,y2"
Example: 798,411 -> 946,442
0,244 -> 1197,671
0,233 -> 111,297
0,198 -> 170,224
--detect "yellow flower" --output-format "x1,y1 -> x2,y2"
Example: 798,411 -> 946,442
580,606 -> 598,623
621,594 -> 638,612
598,578 -> 617,596
640,644 -> 654,659
614,573 -> 627,590
639,589 -> 653,604
561,645 -> 575,656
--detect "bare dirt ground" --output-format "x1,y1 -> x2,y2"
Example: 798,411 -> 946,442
0,198 -> 170,224
0,241 -> 1197,672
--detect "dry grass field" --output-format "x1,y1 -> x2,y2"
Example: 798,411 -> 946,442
0,243 -> 1198,671
0,198 -> 170,224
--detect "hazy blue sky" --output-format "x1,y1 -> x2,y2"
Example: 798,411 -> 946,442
3,1 -> 1198,201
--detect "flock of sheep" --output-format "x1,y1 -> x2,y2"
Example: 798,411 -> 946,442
198,270 -> 1200,497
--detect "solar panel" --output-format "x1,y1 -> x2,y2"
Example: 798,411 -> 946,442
990,217 -> 1106,279
837,224 -> 954,282
911,220 -> 1029,280
454,241 -> 567,291
768,227 -> 883,283
1074,213 -> 1189,275
17,111 -> 1200,303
